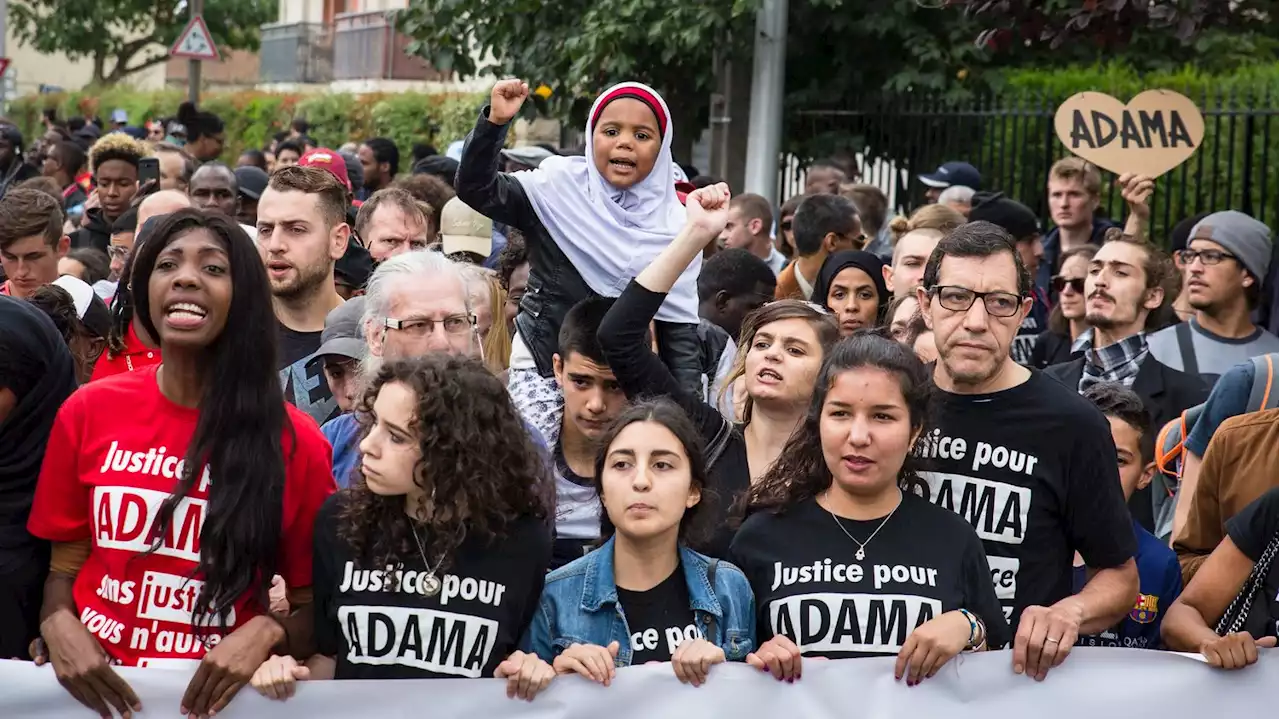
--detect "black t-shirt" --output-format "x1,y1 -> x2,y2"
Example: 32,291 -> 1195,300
1225,487 -> 1278,639
915,370 -> 1137,629
594,280 -> 753,560
616,566 -> 699,664
730,494 -> 1010,657
277,322 -> 338,427
312,492 -> 553,679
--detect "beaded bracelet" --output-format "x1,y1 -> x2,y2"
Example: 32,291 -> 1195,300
958,608 -> 985,650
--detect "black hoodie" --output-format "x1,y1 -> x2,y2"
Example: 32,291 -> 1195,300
70,208 -> 113,253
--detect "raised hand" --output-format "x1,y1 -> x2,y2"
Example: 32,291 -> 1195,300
684,182 -> 731,241
1118,172 -> 1155,222
489,79 -> 531,126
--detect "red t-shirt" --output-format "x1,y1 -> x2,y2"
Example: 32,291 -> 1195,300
89,324 -> 162,383
28,366 -> 336,668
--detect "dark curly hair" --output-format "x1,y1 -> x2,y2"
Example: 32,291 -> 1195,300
496,230 -> 527,290
744,329 -> 933,517
592,398 -> 713,544
338,355 -> 553,570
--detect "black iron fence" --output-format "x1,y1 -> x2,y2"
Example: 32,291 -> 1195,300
781,90 -> 1279,246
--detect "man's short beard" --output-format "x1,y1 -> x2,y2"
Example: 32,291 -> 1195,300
1085,311 -> 1118,330
271,258 -> 332,300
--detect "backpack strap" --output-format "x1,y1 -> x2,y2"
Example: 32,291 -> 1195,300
1175,322 -> 1200,377
705,418 -> 734,470
1247,354 -> 1278,412
704,559 -> 720,642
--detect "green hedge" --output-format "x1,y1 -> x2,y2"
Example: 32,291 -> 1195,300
5,88 -> 488,164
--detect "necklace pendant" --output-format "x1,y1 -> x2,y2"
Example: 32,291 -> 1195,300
421,573 -> 441,598
855,549 -> 865,561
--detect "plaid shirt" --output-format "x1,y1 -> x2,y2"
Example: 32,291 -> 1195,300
1075,328 -> 1149,392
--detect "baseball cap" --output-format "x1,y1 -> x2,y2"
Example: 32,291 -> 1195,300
308,297 -> 367,368
919,161 -> 982,191
412,155 -> 459,186
439,198 -> 493,257
339,151 -> 364,194
235,166 -> 269,200
1189,210 -> 1274,282
53,275 -> 112,339
299,148 -> 352,191
500,145 -> 555,169
111,109 -> 128,124
968,192 -> 1040,241
335,239 -> 374,290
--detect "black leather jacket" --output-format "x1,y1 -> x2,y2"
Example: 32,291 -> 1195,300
456,109 -> 703,392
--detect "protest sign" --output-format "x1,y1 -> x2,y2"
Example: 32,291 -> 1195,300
1054,90 -> 1205,178
1,648 -> 1275,718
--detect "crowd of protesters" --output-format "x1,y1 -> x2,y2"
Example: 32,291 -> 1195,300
0,76 -> 1274,719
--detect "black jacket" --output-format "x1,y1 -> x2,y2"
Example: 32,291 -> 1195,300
1047,355 -> 1209,532
456,108 -> 703,392
69,208 -> 113,253
1029,330 -> 1079,370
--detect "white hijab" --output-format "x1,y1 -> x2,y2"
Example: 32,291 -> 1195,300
513,82 -> 699,324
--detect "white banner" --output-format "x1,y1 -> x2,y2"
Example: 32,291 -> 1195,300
1,649 -> 1275,718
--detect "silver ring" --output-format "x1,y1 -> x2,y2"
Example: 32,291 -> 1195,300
1045,637 -> 1061,644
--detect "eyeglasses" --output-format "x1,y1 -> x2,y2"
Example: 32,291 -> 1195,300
107,246 -> 130,259
383,314 -> 474,337
1177,249 -> 1236,266
1051,276 -> 1085,294
780,220 -> 792,232
931,285 -> 1024,318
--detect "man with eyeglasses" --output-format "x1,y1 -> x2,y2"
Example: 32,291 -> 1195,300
319,250 -> 547,500
967,192 -> 1048,366
915,221 -> 1139,683
1147,211 -> 1278,383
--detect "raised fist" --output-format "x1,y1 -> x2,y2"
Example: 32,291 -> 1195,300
489,79 -> 530,126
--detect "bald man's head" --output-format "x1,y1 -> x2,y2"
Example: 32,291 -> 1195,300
137,189 -> 192,228
190,163 -> 240,217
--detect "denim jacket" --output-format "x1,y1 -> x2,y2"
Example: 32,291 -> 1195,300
523,536 -> 756,666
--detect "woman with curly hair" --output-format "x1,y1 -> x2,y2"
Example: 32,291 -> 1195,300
527,398 -> 756,687
250,355 -> 556,700
730,332 -> 1009,685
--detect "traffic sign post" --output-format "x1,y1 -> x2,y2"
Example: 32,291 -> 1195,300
170,2 -> 219,104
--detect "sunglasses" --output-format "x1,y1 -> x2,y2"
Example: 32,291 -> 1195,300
1052,276 -> 1085,294
780,220 -> 792,232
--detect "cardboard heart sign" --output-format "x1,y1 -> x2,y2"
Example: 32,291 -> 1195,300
1054,90 -> 1204,178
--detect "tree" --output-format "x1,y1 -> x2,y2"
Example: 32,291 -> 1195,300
395,0 -> 754,160
10,0 -> 274,86
947,0 -> 1274,53
394,0 -> 996,161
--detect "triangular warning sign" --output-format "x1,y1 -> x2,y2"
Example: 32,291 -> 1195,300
170,16 -> 221,62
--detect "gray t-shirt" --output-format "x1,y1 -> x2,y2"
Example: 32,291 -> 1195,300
1147,318 -> 1279,383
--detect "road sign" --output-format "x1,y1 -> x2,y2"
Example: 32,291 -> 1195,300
170,16 -> 220,62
